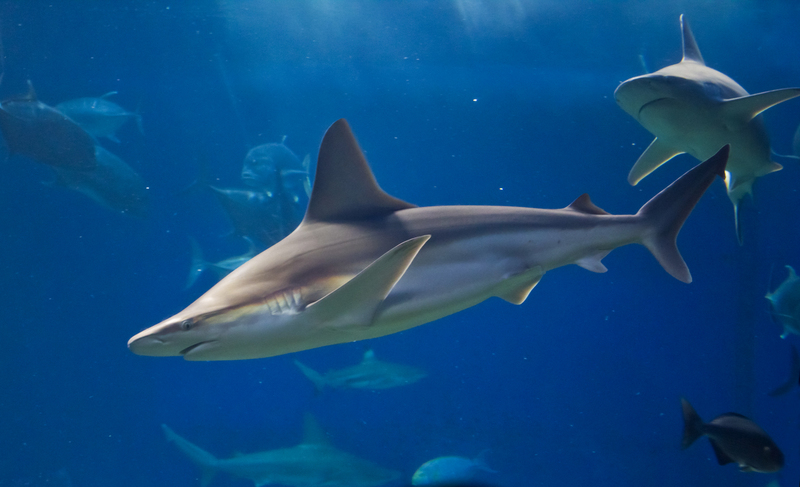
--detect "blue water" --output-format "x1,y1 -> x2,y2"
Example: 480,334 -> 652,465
1,2 -> 799,486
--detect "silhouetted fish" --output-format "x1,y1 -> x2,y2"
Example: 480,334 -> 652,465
186,236 -> 260,288
294,349 -> 427,392
56,91 -> 142,143
681,398 -> 783,473
48,145 -> 149,217
412,453 -> 496,486
241,136 -> 312,200
0,81 -> 96,170
765,265 -> 800,338
210,184 -> 301,246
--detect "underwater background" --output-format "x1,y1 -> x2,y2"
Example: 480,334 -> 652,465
1,1 -> 799,486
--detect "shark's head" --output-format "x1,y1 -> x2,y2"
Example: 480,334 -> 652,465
614,70 -> 712,121
127,310 -> 230,360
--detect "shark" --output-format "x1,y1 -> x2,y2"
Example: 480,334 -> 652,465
765,265 -> 800,339
614,15 -> 800,243
162,416 -> 401,487
294,349 -> 427,392
128,119 -> 728,361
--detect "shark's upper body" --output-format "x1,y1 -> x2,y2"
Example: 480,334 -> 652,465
163,417 -> 400,487
614,15 -> 800,242
55,91 -> 142,143
128,119 -> 727,361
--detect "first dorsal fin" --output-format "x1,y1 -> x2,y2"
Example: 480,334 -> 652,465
362,349 -> 376,362
303,119 -> 416,223
302,413 -> 331,446
566,194 -> 609,215
680,15 -> 704,65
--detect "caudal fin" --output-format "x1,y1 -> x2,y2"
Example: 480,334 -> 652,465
637,145 -> 729,283
294,360 -> 328,393
162,424 -> 218,486
680,398 -> 706,449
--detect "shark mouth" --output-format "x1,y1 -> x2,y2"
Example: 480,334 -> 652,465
180,341 -> 215,356
638,97 -> 669,117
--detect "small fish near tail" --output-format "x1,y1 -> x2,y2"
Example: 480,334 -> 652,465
162,424 -> 219,487
637,145 -> 729,283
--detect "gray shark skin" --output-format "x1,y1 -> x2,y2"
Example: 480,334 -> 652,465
295,349 -> 427,391
128,119 -> 728,361
614,15 -> 800,243
0,81 -> 97,170
162,417 -> 401,487
49,145 -> 149,218
56,91 -> 143,143
766,265 -> 800,339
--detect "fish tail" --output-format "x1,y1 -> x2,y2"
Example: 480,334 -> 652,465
294,360 -> 327,393
186,237 -> 207,289
161,424 -> 218,487
636,145 -> 729,283
680,398 -> 705,449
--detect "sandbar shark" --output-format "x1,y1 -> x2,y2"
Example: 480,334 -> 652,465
128,119 -> 728,361
614,15 -> 800,243
162,416 -> 400,487
295,349 -> 427,392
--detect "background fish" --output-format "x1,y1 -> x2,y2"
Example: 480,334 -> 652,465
294,349 -> 427,392
209,184 -> 301,246
412,452 -> 496,486
765,265 -> 800,338
48,145 -> 149,217
680,398 -> 783,473
185,236 -> 260,289
768,345 -> 799,397
0,81 -> 96,170
56,91 -> 143,143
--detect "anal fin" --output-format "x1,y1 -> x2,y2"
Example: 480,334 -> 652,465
576,251 -> 611,273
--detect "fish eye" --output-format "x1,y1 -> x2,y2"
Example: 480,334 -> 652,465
180,319 -> 194,331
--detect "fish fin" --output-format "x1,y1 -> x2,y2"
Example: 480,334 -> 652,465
628,138 -> 683,186
306,235 -> 430,328
474,449 -> 498,473
720,89 -> 800,130
680,398 -> 705,449
302,413 -> 331,446
679,15 -> 704,65
294,360 -> 328,393
576,251 -> 611,273
362,349 -> 376,362
185,237 -> 207,289
23,79 -> 36,100
709,439 -> 735,466
106,133 -> 121,143
161,424 -> 218,486
301,154 -> 312,197
566,194 -> 609,215
638,145 -> 728,283
100,91 -> 118,98
496,266 -> 544,305
302,119 -> 416,224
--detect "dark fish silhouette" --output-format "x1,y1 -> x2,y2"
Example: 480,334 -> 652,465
768,345 -> 800,397
0,81 -> 96,170
210,183 -> 302,246
48,145 -> 149,217
681,398 -> 783,472
56,91 -> 142,143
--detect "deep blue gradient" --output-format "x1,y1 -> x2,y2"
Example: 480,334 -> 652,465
1,2 -> 799,487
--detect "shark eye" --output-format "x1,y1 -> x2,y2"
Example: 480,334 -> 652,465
180,319 -> 194,331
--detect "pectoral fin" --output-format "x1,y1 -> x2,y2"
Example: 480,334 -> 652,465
306,235 -> 430,327
721,88 -> 800,131
709,439 -> 735,466
628,138 -> 683,185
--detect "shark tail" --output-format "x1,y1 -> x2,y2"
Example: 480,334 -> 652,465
680,398 -> 706,449
294,360 -> 328,393
162,424 -> 218,487
636,145 -> 729,283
